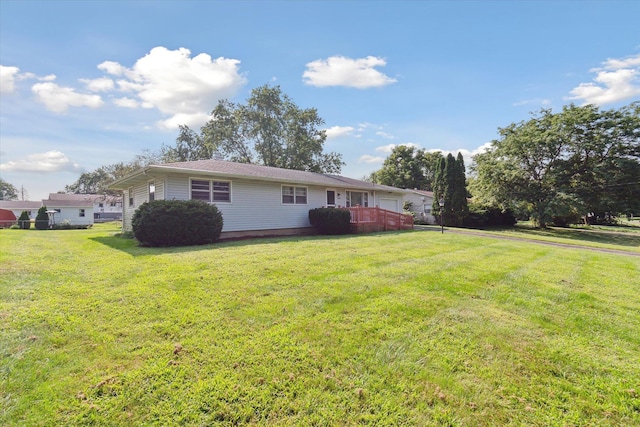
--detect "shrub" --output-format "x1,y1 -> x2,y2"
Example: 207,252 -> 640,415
18,211 -> 31,229
10,224 -> 20,229
308,208 -> 352,235
463,205 -> 517,228
132,199 -> 223,247
35,206 -> 49,230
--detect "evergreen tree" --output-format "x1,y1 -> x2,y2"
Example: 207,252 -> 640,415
432,152 -> 470,227
35,206 -> 49,230
432,156 -> 446,218
451,152 -> 469,226
18,210 -> 31,229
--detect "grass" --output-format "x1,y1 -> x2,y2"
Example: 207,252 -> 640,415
449,221 -> 640,253
1,223 -> 639,426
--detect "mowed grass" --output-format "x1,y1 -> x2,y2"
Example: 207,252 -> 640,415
1,224 -> 639,426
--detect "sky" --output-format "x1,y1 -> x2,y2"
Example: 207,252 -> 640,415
1,0 -> 639,201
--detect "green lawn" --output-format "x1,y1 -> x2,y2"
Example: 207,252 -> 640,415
1,224 -> 639,426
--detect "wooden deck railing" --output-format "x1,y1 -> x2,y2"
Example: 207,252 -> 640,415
347,206 -> 414,233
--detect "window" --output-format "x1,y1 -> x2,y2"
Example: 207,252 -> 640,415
99,203 -> 104,208
79,209 -> 85,217
212,181 -> 231,202
149,181 -> 155,202
191,179 -> 231,203
282,186 -> 307,204
128,187 -> 134,207
346,191 -> 369,207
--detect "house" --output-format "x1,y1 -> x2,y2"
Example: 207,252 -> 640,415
404,189 -> 437,224
46,193 -> 122,222
41,195 -> 94,226
0,194 -> 121,227
108,159 -> 411,238
0,200 -> 43,220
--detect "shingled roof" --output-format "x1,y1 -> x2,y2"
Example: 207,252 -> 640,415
110,159 -> 408,193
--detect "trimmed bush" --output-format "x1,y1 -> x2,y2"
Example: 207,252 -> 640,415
132,199 -> 223,247
18,211 -> 31,229
35,206 -> 49,230
308,208 -> 352,235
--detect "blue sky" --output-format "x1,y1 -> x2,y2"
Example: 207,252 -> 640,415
1,0 -> 639,200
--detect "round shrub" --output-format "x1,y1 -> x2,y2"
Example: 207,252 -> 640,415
308,208 -> 352,235
35,206 -> 49,230
132,199 -> 223,247
18,210 -> 31,229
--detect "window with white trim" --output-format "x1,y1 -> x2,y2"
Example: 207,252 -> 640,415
128,187 -> 134,207
282,186 -> 307,204
79,209 -> 85,217
346,191 -> 369,207
190,179 -> 231,203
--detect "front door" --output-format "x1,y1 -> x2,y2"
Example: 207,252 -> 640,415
326,190 -> 336,207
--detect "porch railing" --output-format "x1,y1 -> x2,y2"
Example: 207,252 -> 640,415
347,206 -> 414,233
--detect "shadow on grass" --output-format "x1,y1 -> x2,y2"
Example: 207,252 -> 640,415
511,225 -> 640,248
89,230 -> 396,256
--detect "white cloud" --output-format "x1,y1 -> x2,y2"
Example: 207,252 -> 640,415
157,111 -> 213,130
0,65 -> 20,93
0,150 -> 83,173
375,142 -> 419,154
359,154 -> 385,164
566,53 -> 640,105
81,77 -> 114,92
31,81 -> 104,113
376,131 -> 395,139
1,66 -> 57,94
303,55 -> 397,88
99,46 -> 246,129
113,97 -> 140,108
325,125 -> 355,139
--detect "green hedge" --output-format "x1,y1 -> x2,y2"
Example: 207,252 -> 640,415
132,200 -> 224,247
308,208 -> 352,235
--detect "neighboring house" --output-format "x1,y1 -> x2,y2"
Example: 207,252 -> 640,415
404,189 -> 437,224
46,193 -> 122,222
0,200 -> 43,220
109,159 -> 410,238
42,195 -> 94,226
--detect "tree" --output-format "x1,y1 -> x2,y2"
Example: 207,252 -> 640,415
375,146 -> 443,190
64,150 -> 162,195
35,206 -> 49,230
431,153 -> 469,226
0,178 -> 18,200
164,84 -> 344,173
472,102 -> 640,227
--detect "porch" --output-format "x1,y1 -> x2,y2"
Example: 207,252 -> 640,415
347,206 -> 414,233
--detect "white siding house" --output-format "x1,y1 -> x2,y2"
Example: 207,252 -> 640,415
46,193 -> 122,221
404,190 -> 437,224
109,159 -> 410,238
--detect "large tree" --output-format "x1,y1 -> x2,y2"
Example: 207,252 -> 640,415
432,153 -> 469,226
163,84 -> 344,173
472,102 -> 640,227
375,146 -> 443,190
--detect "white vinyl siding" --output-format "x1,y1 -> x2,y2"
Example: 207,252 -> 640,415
122,172 -> 407,233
